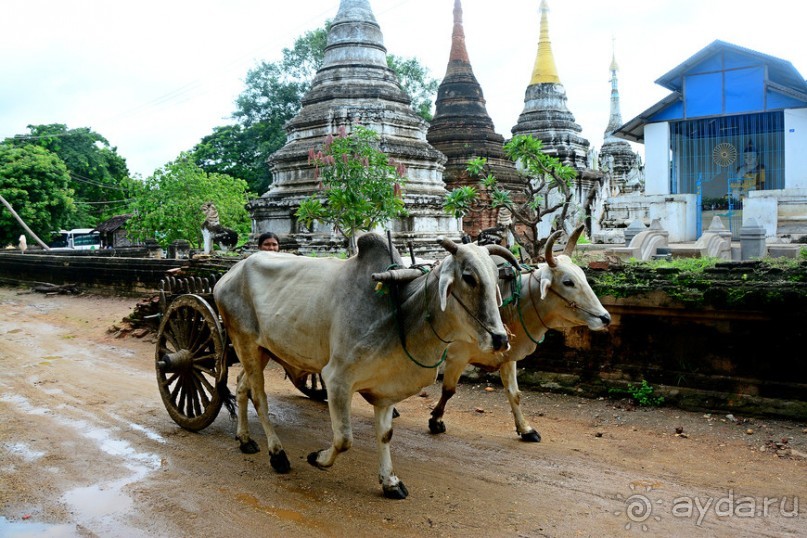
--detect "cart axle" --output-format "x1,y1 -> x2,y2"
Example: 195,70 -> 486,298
158,349 -> 193,372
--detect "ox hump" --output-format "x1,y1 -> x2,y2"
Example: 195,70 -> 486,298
355,233 -> 404,268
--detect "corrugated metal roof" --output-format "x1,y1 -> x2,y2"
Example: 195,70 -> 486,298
93,214 -> 132,233
655,40 -> 807,92
614,93 -> 681,143
614,40 -> 807,143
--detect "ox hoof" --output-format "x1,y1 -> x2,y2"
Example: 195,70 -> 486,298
270,450 -> 291,473
307,450 -> 326,469
383,482 -> 409,500
520,430 -> 542,443
239,439 -> 260,454
392,408 -> 400,419
428,418 -> 446,435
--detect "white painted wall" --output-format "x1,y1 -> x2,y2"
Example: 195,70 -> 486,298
744,192 -> 778,237
644,122 -> 670,195
785,108 -> 807,189
648,194 -> 698,242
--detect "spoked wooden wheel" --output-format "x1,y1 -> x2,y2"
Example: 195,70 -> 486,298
155,294 -> 227,431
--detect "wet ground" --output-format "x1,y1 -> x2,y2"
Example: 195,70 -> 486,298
0,285 -> 805,537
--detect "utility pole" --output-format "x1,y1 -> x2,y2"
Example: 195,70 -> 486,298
0,194 -> 50,250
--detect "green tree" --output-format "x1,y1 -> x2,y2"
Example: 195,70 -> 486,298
124,154 -> 251,250
443,134 -> 578,261
0,143 -> 75,247
5,124 -> 130,227
296,126 -> 407,255
386,55 -> 439,120
191,121 -> 284,196
191,22 -> 437,195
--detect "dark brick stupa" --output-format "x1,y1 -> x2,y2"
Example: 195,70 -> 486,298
427,0 -> 523,240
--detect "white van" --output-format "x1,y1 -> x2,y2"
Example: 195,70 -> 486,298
49,229 -> 101,250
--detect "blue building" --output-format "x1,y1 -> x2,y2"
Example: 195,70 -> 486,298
616,40 -> 807,239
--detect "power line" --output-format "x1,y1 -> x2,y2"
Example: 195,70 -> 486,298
74,199 -> 134,205
69,173 -> 131,192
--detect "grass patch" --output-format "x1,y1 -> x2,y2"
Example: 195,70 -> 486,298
608,380 -> 665,407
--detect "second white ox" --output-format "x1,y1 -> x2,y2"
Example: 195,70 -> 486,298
428,225 -> 612,441
213,232 -> 517,499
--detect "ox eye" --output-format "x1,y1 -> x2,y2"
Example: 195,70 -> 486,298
563,278 -> 575,287
462,273 -> 477,287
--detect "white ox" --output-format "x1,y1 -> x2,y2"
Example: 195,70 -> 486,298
213,232 -> 517,499
428,225 -> 612,441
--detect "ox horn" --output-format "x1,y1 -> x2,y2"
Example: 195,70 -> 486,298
372,268 -> 425,282
544,230 -> 563,268
484,244 -> 521,271
563,224 -> 585,257
438,236 -> 459,255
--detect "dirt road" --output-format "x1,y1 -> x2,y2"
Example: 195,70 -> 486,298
0,285 -> 805,537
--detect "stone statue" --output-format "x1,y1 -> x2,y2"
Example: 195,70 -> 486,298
602,154 -> 615,174
735,140 -> 765,191
201,202 -> 238,254
625,161 -> 644,192
497,207 -> 513,228
477,207 -> 514,247
587,147 -> 599,170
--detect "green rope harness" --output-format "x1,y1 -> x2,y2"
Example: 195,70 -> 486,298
499,263 -> 545,346
385,263 -> 448,369
402,344 -> 448,369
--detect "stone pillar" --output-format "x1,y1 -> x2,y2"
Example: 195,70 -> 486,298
169,240 -> 191,260
144,239 -> 163,259
740,218 -> 767,260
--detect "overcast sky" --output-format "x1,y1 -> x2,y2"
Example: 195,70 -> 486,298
2,0 -> 805,180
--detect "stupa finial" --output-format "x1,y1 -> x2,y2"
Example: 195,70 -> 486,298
449,0 -> 469,63
529,0 -> 560,85
610,36 -> 619,72
604,36 -> 624,138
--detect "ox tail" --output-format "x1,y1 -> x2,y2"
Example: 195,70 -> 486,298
218,382 -> 237,421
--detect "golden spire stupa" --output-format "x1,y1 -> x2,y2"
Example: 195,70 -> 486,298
530,0 -> 560,84
512,0 -> 590,171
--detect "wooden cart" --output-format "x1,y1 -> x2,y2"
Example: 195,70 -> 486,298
154,273 -> 326,431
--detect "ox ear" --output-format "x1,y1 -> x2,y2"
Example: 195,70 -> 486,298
540,277 -> 551,300
438,260 -> 454,312
539,267 -> 552,300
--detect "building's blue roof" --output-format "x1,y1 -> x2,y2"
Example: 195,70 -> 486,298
616,40 -> 807,143
655,40 -> 807,92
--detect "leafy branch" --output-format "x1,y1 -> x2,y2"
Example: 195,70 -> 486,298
443,134 -> 577,261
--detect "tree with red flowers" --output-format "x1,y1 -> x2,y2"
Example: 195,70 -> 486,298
296,126 -> 407,256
